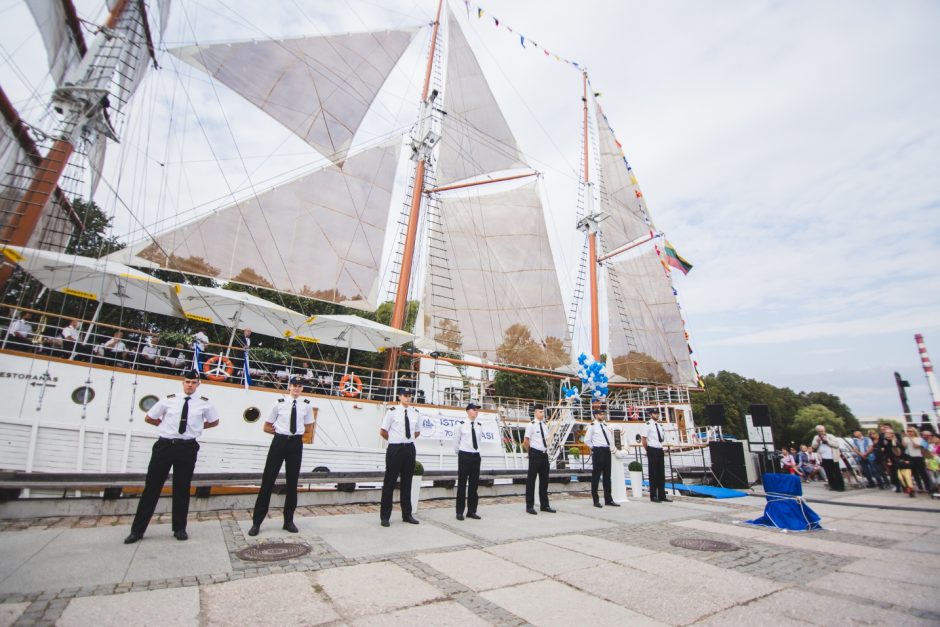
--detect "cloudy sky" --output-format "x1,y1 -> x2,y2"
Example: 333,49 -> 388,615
1,0 -> 938,419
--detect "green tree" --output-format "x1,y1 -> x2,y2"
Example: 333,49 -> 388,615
493,371 -> 551,401
791,404 -> 846,444
67,199 -> 123,257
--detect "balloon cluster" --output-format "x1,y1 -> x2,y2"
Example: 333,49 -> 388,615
577,353 -> 609,399
561,382 -> 580,402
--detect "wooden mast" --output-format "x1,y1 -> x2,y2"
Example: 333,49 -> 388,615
583,71 -> 601,360
383,0 -> 444,381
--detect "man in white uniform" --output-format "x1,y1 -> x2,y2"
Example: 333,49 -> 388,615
379,390 -> 421,526
585,407 -> 621,508
524,404 -> 556,515
642,410 -> 671,503
453,402 -> 483,521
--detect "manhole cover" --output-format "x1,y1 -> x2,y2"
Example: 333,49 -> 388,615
669,537 -> 739,552
236,542 -> 312,562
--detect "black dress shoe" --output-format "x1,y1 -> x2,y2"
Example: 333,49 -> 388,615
456,514 -> 465,521
650,497 -> 661,503
247,525 -> 260,537
593,502 -> 603,508
467,513 -> 481,520
283,522 -> 299,533
380,520 -> 390,527
605,501 -> 621,507
174,530 -> 188,541
526,507 -> 538,515
123,532 -> 142,544
661,497 -> 673,503
540,507 -> 557,513
403,516 -> 420,524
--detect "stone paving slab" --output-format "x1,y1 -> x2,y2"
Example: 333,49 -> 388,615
481,578 -> 663,626
559,554 -> 784,625
305,512 -> 469,558
313,561 -> 444,619
420,502 -> 615,542
825,518 -> 933,540
812,571 -> 940,614
892,533 -> 940,554
0,601 -> 28,626
201,572 -> 338,626
694,586 -> 935,626
124,521 -> 231,582
415,548 -> 543,591
0,526 -> 135,594
350,600 -> 491,626
540,533 -> 657,564
57,587 -> 199,627
0,529 -> 61,586
484,539 -> 605,576
838,557 -> 940,586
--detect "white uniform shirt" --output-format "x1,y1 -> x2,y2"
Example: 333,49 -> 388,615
60,325 -> 80,341
192,331 -> 209,350
148,394 -> 220,440
525,420 -> 549,451
453,419 -> 482,454
10,318 -> 32,338
585,421 -> 614,449
382,404 -> 421,444
141,343 -> 160,359
266,396 -> 314,435
645,419 -> 664,449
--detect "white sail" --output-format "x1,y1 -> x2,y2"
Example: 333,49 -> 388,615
124,139 -> 402,306
435,13 -> 529,185
172,28 -> 418,165
425,181 -> 570,365
25,0 -> 83,87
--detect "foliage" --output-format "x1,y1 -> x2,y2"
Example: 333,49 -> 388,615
374,300 -> 420,334
66,199 -> 124,257
878,418 -> 905,435
611,351 -> 674,384
691,370 -> 861,447
493,370 -> 551,401
628,460 -> 643,472
496,324 -> 569,368
414,460 -> 424,475
568,446 -> 580,460
792,404 -> 846,443
249,347 -> 293,365
158,330 -> 193,348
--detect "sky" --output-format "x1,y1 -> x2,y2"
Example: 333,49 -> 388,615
1,0 -> 938,420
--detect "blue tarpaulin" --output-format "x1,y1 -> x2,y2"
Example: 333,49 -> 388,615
744,473 -> 823,532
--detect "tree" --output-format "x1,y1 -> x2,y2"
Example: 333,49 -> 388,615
67,199 -> 123,257
493,370 -> 551,401
791,404 -> 846,444
611,351 -> 674,384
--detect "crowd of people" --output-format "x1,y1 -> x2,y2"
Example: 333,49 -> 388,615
780,423 -> 938,497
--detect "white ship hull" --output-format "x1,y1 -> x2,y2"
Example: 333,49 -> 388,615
0,352 -> 523,476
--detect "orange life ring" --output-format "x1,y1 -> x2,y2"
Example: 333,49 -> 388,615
203,355 -> 234,381
339,373 -> 363,397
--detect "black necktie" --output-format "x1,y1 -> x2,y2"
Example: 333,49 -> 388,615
471,422 -> 478,450
601,423 -> 610,446
290,400 -> 297,434
655,421 -> 663,443
404,408 -> 411,439
539,422 -> 546,448
179,397 -> 190,435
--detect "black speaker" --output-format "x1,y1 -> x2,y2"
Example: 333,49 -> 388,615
705,403 -> 726,426
749,404 -> 771,427
709,441 -> 748,488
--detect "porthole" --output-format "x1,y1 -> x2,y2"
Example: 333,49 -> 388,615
71,386 -> 95,405
139,395 -> 159,413
243,406 -> 261,423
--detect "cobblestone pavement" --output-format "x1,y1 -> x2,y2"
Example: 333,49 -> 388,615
1,485 -> 938,626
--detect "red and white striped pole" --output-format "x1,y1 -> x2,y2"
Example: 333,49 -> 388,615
914,334 -> 940,430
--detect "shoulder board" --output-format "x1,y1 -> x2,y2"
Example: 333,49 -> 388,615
166,394 -> 176,399
389,406 -> 396,411
458,420 -> 465,424
200,396 -> 209,401
530,419 -> 535,423
303,399 -> 310,404
278,398 -> 285,402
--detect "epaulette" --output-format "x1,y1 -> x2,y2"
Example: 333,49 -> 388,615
389,406 -> 396,411
167,393 -> 176,399
303,399 -> 310,404
200,396 -> 208,401
278,398 -> 285,403
458,420 -> 465,424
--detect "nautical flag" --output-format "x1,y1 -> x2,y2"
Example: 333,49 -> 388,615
242,348 -> 252,390
192,341 -> 202,372
664,240 -> 693,275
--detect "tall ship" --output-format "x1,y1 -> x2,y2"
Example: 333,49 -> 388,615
0,0 -> 703,482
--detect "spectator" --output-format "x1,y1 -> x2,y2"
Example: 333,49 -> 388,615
138,334 -> 161,371
797,445 -> 822,482
894,433 -> 915,497
96,330 -> 129,364
161,342 -> 188,374
850,429 -> 880,488
869,428 -> 891,489
881,428 -> 903,493
903,426 -> 934,494
926,432 -> 940,488
7,311 -> 34,350
780,447 -> 802,477
50,319 -> 81,357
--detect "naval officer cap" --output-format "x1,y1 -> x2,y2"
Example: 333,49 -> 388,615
182,369 -> 201,380
289,376 -> 305,386
532,403 -> 544,411
466,402 -> 481,411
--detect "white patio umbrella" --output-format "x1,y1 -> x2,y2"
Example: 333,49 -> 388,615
293,314 -> 415,353
173,284 -> 305,340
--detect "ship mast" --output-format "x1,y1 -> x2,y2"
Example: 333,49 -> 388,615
915,334 -> 940,430
383,0 -> 444,378
0,0 -> 142,287
575,71 -> 602,361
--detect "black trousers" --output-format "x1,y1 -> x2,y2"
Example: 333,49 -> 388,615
821,458 -> 845,491
525,449 -> 550,509
911,457 -> 934,492
456,451 -> 481,515
131,438 -> 199,534
591,447 -> 612,502
381,443 -> 416,521
647,446 -> 666,500
252,435 -> 304,526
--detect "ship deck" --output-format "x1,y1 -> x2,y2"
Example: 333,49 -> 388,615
0,483 -> 937,625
